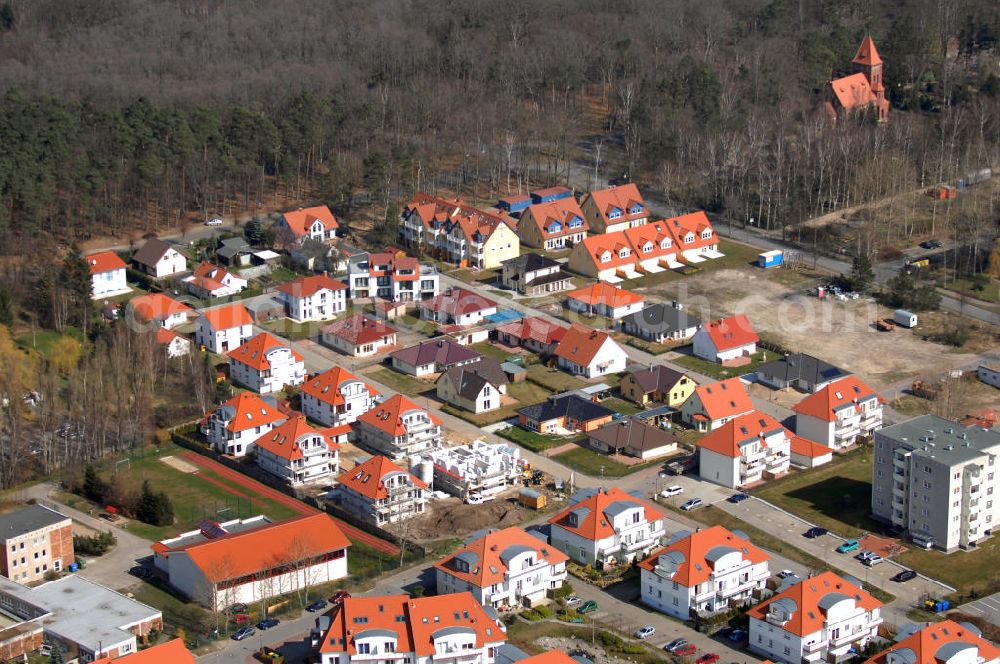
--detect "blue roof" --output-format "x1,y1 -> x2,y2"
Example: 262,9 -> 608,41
486,309 -> 524,324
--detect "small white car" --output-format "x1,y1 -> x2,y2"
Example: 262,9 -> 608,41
660,485 -> 684,498
776,570 -> 797,579
465,494 -> 494,505
205,217 -> 224,226
863,554 -> 884,567
635,626 -> 656,640
564,595 -> 582,606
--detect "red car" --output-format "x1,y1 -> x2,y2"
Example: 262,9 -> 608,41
330,590 -> 352,604
232,613 -> 250,624
673,644 -> 697,657
696,654 -> 720,664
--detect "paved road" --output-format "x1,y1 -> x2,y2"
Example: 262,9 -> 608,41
956,592 -> 1000,626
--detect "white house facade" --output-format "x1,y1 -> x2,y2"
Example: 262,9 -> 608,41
228,332 -> 306,394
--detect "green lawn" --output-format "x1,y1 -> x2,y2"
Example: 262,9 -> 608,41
601,397 -> 641,416
526,365 -> 588,392
674,349 -> 772,380
366,368 -> 436,397
498,426 -> 584,453
127,578 -> 214,637
444,380 -> 552,426
451,268 -> 499,285
260,317 -> 319,340
553,446 -> 660,478
896,538 -> 1000,599
471,341 -> 523,363
944,278 -> 1000,303
751,448 -> 880,538
622,336 -> 674,355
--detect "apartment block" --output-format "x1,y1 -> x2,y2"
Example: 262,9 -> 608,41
0,505 -> 74,585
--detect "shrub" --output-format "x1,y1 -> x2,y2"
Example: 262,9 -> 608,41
552,582 -> 575,599
599,632 -> 624,649
136,480 -> 175,526
534,604 -> 554,618
521,609 -> 542,621
622,644 -> 647,655
74,531 -> 117,556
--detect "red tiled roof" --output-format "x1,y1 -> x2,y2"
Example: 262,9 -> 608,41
421,287 -> 497,317
495,316 -> 567,345
356,394 -> 442,436
337,455 -> 425,500
747,571 -> 882,637
321,314 -> 396,346
831,72 -> 876,110
623,220 -> 676,258
586,183 -> 646,226
130,293 -> 193,322
702,315 -> 758,352
516,653 -> 579,664
201,303 -> 252,331
228,332 -> 304,371
554,324 -> 617,367
193,261 -> 237,284
93,639 -> 195,663
638,525 -> 769,587
793,376 -> 881,422
85,251 -> 127,275
691,378 -> 754,422
208,392 -> 287,433
301,367 -> 379,407
664,211 -> 716,250
281,205 -> 339,237
434,527 -> 568,588
155,327 -> 186,346
524,198 -> 589,238
253,415 -> 324,461
276,274 -> 348,298
573,232 -> 636,271
548,487 -> 664,542
567,281 -> 644,308
698,411 -> 785,458
863,619 -> 1000,664
789,434 -> 833,459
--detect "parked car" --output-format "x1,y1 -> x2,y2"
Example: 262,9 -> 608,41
863,554 -> 884,567
673,644 -> 697,657
578,600 -> 599,614
128,565 -> 152,579
232,626 -> 255,641
205,217 -> 224,226
307,599 -> 328,612
728,629 -> 748,643
891,570 -> 917,583
919,239 -> 943,249
232,613 -> 251,625
331,590 -> 351,604
257,618 -> 280,630
564,595 -> 582,606
727,493 -> 750,504
660,485 -> 684,498
680,498 -> 703,511
856,550 -> 876,562
836,539 -> 861,553
697,654 -> 720,664
776,570 -> 796,579
664,639 -> 688,653
803,527 -> 828,539
635,626 -> 656,639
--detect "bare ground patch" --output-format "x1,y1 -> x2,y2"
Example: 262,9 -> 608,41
158,455 -> 199,474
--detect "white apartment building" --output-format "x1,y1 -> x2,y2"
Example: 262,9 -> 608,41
747,572 -> 883,664
334,456 -> 428,526
423,440 -> 522,499
639,526 -> 770,620
871,415 -> 1000,551
353,395 -> 444,461
228,332 -> 306,394
697,411 -> 792,488
195,302 -> 254,354
435,527 -> 568,609
253,417 -> 339,487
347,251 -> 440,302
548,487 -> 667,567
794,376 -> 883,449
864,620 -> 1000,664
300,366 -> 379,427
202,392 -> 287,457
276,274 -> 348,322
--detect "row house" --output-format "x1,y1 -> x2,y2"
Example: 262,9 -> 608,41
129,293 -> 192,330
639,526 -> 770,620
347,251 -> 440,302
131,238 -> 187,279
554,325 -> 628,379
565,282 -> 645,320
85,251 -> 129,299
419,287 -> 498,327
300,366 -> 379,427
184,261 -> 247,299
580,183 -> 649,234
516,198 -> 589,250
321,314 -> 397,357
864,620 -> 999,664
697,411 -> 792,489
400,193 -> 518,269
228,332 -> 306,394
354,394 -> 444,461
493,317 -> 567,355
793,376 -> 883,449
548,487 -> 667,567
254,416 -> 340,487
499,254 -> 573,296
334,455 -> 427,526
692,315 -> 759,364
203,392 -> 287,457
390,337 -> 482,377
277,273 -> 348,322
435,527 -> 568,609
681,378 -> 755,432
275,205 -> 339,244
195,302 -> 254,354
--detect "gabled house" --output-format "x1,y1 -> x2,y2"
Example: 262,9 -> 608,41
692,314 -> 759,363
195,302 -> 254,354
436,358 -> 508,414
85,251 -> 129,299
400,193 -> 518,269
276,273 -> 348,322
347,251 -> 440,302
681,378 -> 755,431
419,287 -> 498,326
567,231 -> 640,282
640,526 -> 770,620
517,394 -> 614,434
320,314 -> 397,357
863,620 -> 1000,664
300,367 -> 379,427
623,220 -> 680,271
334,455 -> 427,526
580,183 -> 649,234
216,236 -> 253,267
494,317 -> 567,355
755,353 -> 851,393
390,338 -> 482,377
620,302 -> 701,344
131,239 -> 187,279
586,418 -> 679,460
253,416 -> 339,486
275,205 -> 339,244
789,435 -> 834,469
826,37 -> 889,122
548,487 -> 667,567
202,392 -> 287,457
747,571 -> 883,664
354,395 -> 443,460
554,325 -> 628,378
793,376 -> 883,449
227,332 -> 306,394
434,527 -> 568,609
129,293 -> 193,330
565,282 -> 645,320
517,198 -> 588,250
697,411 -> 792,488
621,365 -> 697,408
93,639 -> 195,663
663,211 -> 721,264
155,328 -> 191,358
184,261 -> 247,299
499,254 -> 573,296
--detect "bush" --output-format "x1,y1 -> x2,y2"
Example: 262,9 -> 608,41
552,582 -> 575,599
599,632 -> 624,649
521,609 -> 543,621
74,530 -> 117,556
534,604 -> 554,618
136,480 -> 175,526
622,644 -> 647,655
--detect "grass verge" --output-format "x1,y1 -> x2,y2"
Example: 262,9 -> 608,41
366,368 -> 436,397
526,365 -> 588,392
553,446 -> 660,478
498,427 -> 585,453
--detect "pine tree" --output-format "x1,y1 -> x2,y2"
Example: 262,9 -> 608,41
136,481 -> 174,526
849,253 -> 875,293
244,218 -> 264,246
83,465 -> 107,503
60,245 -> 93,331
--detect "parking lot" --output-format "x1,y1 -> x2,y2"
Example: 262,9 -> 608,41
957,592 -> 1000,626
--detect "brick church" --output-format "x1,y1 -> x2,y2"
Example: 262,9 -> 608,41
825,36 -> 889,122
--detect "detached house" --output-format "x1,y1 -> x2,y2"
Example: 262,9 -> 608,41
300,366 -> 379,427
228,332 -> 306,394
692,315 -> 759,364
755,353 -> 850,393
697,411 -> 792,488
517,198 -> 588,250
581,183 -> 649,234
129,293 -> 193,330
275,205 -> 339,244
640,526 -> 770,620
499,254 -> 573,296
390,338 -> 482,377
436,358 -> 508,414
347,251 -> 440,302
621,365 -> 696,408
793,375 -> 883,449
494,317 -> 567,355
517,394 -> 614,434
621,302 -> 701,344
554,325 -> 628,378
548,487 -> 667,567
434,527 -> 569,609
354,394 -> 443,460
681,378 -> 755,431
203,392 -> 287,457
747,571 -> 883,664
420,287 -> 498,327
320,314 -> 397,357
864,620 -> 1000,664
334,455 -> 427,526
565,282 -> 645,320
85,251 -> 129,299
195,302 -> 254,354
586,418 -> 679,460
277,273 -> 348,322
131,238 -> 187,279
254,416 -> 339,486
184,261 -> 247,299
155,328 -> 191,358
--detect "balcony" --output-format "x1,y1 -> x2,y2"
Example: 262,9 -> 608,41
830,631 -> 866,648
803,640 -> 826,654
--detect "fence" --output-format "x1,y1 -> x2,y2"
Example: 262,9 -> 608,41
319,500 -> 427,559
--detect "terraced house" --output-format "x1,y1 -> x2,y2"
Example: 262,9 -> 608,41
580,183 -> 649,234
516,197 -> 589,250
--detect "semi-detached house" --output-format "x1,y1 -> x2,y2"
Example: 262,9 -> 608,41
203,392 -> 287,457
300,366 -> 380,427
793,375 -> 883,449
516,198 -> 589,250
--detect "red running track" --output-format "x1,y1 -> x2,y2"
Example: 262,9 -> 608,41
180,451 -> 399,555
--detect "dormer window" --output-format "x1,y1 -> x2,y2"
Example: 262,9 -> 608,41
608,208 -> 622,220
618,248 -> 630,259
701,230 -> 712,239
600,252 -> 611,264
629,204 -> 644,215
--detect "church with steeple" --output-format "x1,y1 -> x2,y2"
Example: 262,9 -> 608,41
825,36 -> 889,122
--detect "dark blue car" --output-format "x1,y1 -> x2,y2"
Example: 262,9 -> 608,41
257,618 -> 280,630
307,599 -> 328,612
727,493 -> 750,504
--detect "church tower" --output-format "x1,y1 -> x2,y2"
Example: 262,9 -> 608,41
852,36 -> 888,120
